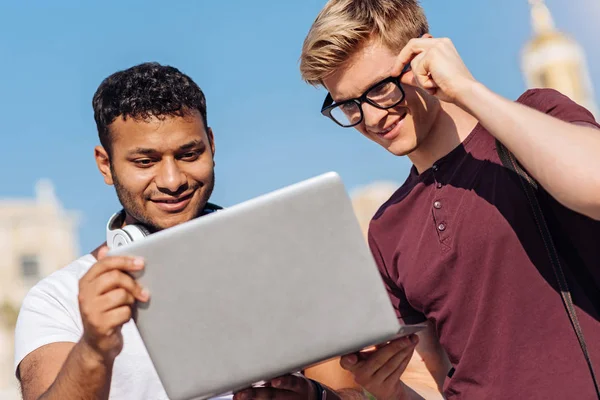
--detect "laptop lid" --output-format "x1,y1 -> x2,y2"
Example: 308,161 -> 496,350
109,172 -> 425,400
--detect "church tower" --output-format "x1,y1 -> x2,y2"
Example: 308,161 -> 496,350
521,0 -> 598,118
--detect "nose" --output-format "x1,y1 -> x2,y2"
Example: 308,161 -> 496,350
155,159 -> 187,194
362,103 -> 389,131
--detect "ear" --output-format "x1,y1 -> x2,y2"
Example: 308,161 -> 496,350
207,127 -> 216,164
94,146 -> 114,185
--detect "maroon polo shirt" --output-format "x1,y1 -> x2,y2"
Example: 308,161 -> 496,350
368,89 -> 600,399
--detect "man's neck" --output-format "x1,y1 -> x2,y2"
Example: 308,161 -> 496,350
408,102 -> 479,174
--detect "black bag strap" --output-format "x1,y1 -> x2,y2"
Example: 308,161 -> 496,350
496,139 -> 600,398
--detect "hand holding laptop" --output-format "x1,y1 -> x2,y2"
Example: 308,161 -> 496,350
232,333 -> 419,400
340,334 -> 419,400
78,246 -> 150,363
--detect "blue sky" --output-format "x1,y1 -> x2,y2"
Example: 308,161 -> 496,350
1,0 -> 599,255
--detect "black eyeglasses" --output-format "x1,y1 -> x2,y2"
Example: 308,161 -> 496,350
320,64 -> 412,128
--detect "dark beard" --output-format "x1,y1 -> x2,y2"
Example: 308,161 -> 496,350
111,165 -> 215,233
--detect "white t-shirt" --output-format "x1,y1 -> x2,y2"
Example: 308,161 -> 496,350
14,254 -> 232,400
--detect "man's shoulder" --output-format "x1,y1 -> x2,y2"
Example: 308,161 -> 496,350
29,254 -> 96,298
367,174 -> 416,234
515,87 -> 562,105
516,88 -> 599,126
14,255 -> 96,374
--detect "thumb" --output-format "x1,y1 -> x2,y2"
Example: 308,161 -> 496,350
97,245 -> 109,261
340,353 -> 359,370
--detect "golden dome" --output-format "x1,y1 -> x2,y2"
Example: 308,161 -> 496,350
521,0 -> 598,118
524,0 -> 573,52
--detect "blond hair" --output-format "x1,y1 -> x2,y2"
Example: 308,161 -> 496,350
300,0 -> 428,86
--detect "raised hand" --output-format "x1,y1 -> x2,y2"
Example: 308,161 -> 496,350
78,246 -> 149,363
398,36 -> 477,106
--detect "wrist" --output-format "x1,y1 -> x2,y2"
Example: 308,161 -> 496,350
369,382 -> 412,400
453,79 -> 486,114
398,381 -> 413,400
76,339 -> 115,371
328,387 -> 369,400
398,380 -> 436,400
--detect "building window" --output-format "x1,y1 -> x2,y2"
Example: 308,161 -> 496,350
20,254 -> 40,280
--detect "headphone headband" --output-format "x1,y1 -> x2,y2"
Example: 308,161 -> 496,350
106,202 -> 223,249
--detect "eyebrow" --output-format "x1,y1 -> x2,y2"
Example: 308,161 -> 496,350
334,74 -> 390,103
127,139 -> 205,156
178,139 -> 205,152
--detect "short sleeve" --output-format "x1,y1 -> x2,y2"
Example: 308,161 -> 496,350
13,271 -> 83,377
517,88 -> 600,128
368,230 -> 426,325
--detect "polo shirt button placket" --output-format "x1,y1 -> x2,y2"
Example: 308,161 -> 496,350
433,200 -> 446,236
431,162 -> 448,243
432,164 -> 442,189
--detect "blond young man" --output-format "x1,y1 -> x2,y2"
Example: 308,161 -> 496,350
271,0 -> 599,399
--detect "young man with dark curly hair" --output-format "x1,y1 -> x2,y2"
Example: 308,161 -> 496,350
11,62 -> 377,400
13,62 -> 231,400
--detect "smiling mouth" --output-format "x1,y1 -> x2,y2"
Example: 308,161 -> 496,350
152,192 -> 193,203
379,121 -> 399,135
373,112 -> 407,136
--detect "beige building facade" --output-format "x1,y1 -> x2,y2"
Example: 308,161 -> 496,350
0,180 -> 80,399
350,181 -> 399,241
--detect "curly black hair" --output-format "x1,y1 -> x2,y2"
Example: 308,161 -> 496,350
92,62 -> 208,156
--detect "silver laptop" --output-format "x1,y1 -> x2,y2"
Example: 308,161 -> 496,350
109,172 -> 426,400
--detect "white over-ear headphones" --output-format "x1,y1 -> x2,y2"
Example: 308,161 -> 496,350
106,209 -> 151,249
105,202 -> 223,249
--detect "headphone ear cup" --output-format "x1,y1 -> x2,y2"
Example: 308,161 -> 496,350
109,228 -> 134,249
107,224 -> 150,249
106,209 -> 151,249
121,224 -> 150,243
